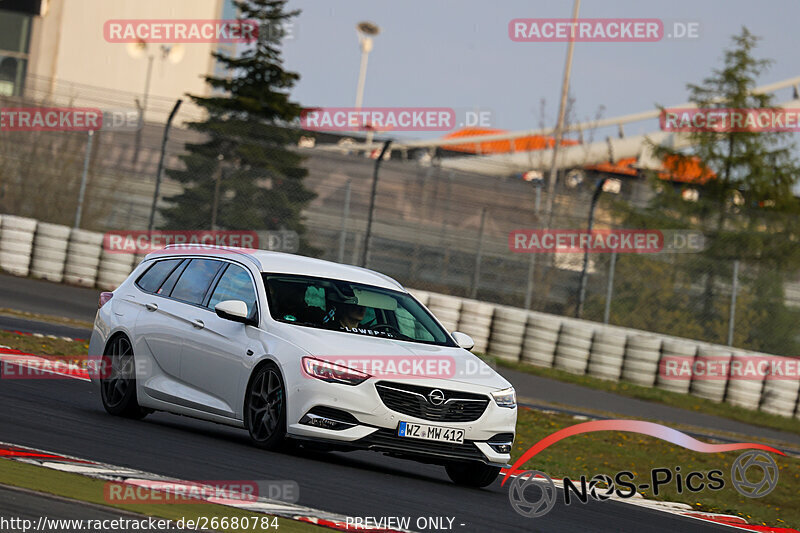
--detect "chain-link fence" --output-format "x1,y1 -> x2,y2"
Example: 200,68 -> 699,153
2,78 -> 800,357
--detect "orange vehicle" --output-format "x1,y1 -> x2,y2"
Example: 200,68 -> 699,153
443,127 -> 715,184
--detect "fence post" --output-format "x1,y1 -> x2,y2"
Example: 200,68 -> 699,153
361,140 -> 392,268
470,208 -> 488,299
148,99 -> 182,233
727,259 -> 740,346
603,251 -> 617,324
351,233 -> 362,265
576,177 -> 607,318
524,182 -> 543,310
73,130 -> 94,229
337,179 -> 352,263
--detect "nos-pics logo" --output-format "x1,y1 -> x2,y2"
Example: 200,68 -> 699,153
504,420 -> 784,518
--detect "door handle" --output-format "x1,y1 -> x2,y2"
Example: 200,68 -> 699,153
191,319 -> 205,329
145,303 -> 158,312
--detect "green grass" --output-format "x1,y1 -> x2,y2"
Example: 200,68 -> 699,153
492,357 -> 800,438
0,459 -> 327,532
512,407 -> 800,528
0,329 -> 89,357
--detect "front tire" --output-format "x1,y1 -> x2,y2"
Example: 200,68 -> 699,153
245,362 -> 287,450
100,335 -> 147,419
445,462 -> 500,488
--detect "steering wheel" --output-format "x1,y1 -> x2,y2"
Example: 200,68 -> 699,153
372,323 -> 407,338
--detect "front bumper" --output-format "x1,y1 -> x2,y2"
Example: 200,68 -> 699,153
285,377 -> 516,466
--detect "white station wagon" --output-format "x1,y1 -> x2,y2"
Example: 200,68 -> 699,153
89,246 -> 517,487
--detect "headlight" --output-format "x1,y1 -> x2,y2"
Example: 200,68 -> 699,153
302,357 -> 369,386
491,387 -> 516,408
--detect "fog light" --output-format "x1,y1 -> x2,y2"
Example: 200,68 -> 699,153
299,407 -> 359,431
488,432 -> 514,454
489,443 -> 512,454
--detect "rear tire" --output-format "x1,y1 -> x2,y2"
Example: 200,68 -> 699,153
445,462 -> 500,488
100,336 -> 148,419
245,362 -> 287,450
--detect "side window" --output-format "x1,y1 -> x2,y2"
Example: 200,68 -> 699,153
157,259 -> 188,295
170,259 -> 223,305
136,259 -> 182,293
208,264 -> 258,317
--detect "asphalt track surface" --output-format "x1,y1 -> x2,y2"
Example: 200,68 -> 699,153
0,274 -> 779,531
0,274 -> 98,323
0,377 -> 737,533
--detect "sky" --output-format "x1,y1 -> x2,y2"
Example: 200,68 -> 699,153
279,0 -> 800,142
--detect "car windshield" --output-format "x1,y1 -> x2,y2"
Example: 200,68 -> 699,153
262,273 -> 454,347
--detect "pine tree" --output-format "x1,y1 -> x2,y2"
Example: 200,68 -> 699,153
159,0 -> 317,255
618,28 -> 800,352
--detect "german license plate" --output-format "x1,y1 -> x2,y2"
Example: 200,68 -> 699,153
397,421 -> 464,444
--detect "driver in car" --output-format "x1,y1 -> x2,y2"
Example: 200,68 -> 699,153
323,285 -> 368,331
334,301 -> 366,329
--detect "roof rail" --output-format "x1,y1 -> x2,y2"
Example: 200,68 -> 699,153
151,244 -> 262,269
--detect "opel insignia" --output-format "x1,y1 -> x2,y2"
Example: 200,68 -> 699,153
89,246 -> 517,487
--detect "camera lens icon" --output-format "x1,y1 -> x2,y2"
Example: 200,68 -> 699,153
731,450 -> 779,498
508,470 -> 557,518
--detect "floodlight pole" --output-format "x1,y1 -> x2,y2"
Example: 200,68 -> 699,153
544,0 -> 580,228
355,22 -> 380,147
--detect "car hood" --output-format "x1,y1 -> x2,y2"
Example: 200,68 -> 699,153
270,323 -> 512,391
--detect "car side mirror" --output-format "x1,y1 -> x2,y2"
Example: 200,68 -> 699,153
215,300 -> 255,325
451,331 -> 475,351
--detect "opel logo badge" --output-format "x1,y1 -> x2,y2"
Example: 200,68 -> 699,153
428,389 -> 445,406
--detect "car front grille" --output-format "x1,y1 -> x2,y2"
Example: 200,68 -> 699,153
375,381 -> 490,422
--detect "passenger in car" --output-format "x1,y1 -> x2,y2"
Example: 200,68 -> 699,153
269,281 -> 324,325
